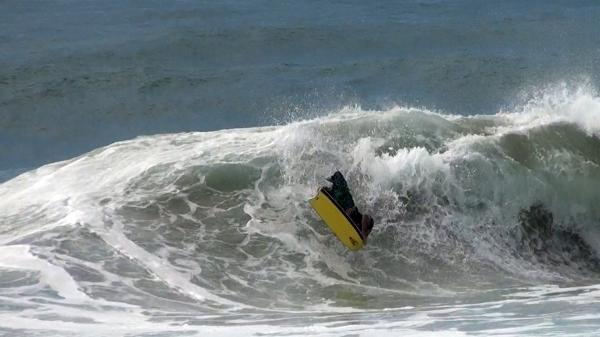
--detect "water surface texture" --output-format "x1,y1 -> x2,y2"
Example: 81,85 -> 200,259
2,1 -> 600,336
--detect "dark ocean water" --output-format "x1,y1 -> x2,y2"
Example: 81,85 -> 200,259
3,0 -> 600,173
3,1 -> 600,336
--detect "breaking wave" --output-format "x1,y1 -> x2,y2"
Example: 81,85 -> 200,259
1,84 -> 600,331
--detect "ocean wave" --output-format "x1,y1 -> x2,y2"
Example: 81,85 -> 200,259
1,87 -> 600,320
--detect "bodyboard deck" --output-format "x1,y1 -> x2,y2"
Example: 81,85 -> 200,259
309,188 -> 365,250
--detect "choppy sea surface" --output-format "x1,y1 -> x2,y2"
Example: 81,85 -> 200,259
2,1 -> 600,336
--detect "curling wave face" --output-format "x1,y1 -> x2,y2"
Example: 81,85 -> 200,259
1,85 -> 600,334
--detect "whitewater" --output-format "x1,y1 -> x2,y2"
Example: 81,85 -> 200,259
1,85 -> 600,336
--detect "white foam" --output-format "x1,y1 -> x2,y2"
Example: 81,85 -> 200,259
351,137 -> 449,190
0,245 -> 88,301
499,83 -> 600,136
1,87 -> 600,335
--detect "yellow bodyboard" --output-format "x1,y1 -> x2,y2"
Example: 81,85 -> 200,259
309,188 -> 364,251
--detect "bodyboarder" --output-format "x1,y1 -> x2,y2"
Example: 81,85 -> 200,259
322,171 -> 374,241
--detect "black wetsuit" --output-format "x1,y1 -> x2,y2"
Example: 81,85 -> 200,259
324,171 -> 355,210
324,171 -> 374,239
